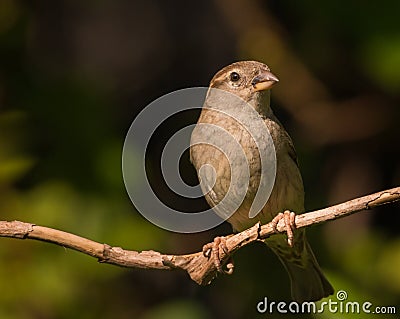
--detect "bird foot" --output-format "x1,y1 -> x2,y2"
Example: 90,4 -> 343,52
203,236 -> 234,275
271,210 -> 296,247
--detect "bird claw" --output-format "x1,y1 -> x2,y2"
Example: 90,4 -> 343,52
203,236 -> 234,275
271,210 -> 296,247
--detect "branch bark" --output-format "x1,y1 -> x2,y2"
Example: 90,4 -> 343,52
1,187 -> 399,285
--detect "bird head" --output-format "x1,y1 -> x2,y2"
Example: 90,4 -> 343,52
208,61 -> 279,116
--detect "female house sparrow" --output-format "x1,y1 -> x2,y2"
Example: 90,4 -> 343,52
190,61 -> 333,302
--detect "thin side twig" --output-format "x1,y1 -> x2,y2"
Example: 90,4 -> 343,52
0,186 -> 399,285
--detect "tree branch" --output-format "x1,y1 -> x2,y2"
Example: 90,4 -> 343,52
1,187 -> 399,285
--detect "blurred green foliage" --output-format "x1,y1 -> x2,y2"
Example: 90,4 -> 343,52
0,0 -> 399,318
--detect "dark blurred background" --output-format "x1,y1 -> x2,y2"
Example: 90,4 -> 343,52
0,0 -> 399,318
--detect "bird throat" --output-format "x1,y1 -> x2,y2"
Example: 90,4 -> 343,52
250,90 -> 273,119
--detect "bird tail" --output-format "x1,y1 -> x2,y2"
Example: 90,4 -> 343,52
268,235 -> 334,302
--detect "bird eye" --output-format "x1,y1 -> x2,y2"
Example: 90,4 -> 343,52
230,72 -> 240,82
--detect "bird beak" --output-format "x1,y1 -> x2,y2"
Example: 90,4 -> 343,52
251,71 -> 279,91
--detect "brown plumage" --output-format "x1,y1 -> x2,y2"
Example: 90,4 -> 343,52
190,61 -> 333,302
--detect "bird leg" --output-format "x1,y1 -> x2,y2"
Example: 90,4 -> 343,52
203,236 -> 234,275
271,210 -> 296,247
